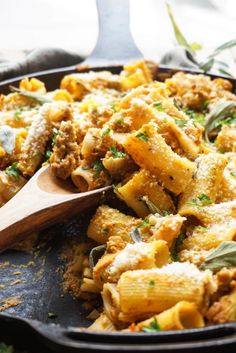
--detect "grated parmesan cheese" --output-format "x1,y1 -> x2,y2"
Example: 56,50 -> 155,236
108,242 -> 151,276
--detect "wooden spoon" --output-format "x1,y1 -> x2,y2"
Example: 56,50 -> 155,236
0,166 -> 111,252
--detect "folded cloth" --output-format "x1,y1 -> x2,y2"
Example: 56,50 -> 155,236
0,47 -> 84,82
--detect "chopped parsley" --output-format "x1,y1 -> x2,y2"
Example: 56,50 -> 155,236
109,146 -> 126,159
149,280 -> 155,288
174,118 -> 186,127
14,109 -> 23,120
141,317 -> 161,332
215,114 -> 236,128
184,108 -> 205,125
110,103 -> 117,112
187,193 -> 212,207
135,131 -> 149,141
51,127 -> 60,146
93,159 -> 104,177
45,150 -> 52,160
230,172 -> 236,177
137,218 -> 149,228
201,100 -> 209,111
114,117 -> 125,126
5,162 -> 21,180
171,232 -> 186,262
153,101 -> 164,111
102,127 -> 111,137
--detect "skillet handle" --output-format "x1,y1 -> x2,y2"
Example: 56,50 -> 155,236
84,0 -> 143,66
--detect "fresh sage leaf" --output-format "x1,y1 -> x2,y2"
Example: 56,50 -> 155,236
204,101 -> 236,142
209,39 -> 236,59
10,85 -> 52,105
141,317 -> 161,332
130,227 -> 142,243
166,3 -> 194,54
0,125 -> 17,154
89,245 -> 106,269
140,196 -> 162,214
199,58 -> 215,72
200,241 -> 236,271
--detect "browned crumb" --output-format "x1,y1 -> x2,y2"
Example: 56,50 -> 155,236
12,271 -> 22,276
11,233 -> 39,252
0,296 -> 22,312
10,279 -> 24,286
61,240 -> 94,300
0,262 -> 10,269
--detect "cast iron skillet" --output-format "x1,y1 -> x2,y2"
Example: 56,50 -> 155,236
0,1 -> 236,352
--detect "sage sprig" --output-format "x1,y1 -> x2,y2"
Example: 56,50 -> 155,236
200,241 -> 236,271
89,245 -> 106,269
204,101 -> 236,142
130,227 -> 142,243
166,3 -> 236,76
10,86 -> 52,105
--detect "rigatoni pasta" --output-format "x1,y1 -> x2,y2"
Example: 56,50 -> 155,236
0,59 -> 236,333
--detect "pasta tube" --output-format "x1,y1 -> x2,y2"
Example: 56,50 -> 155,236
18,102 -> 72,176
93,240 -> 169,287
117,262 -> 216,321
134,301 -> 204,331
71,164 -> 111,192
116,169 -> 175,218
178,153 -> 227,217
87,205 -> 141,244
123,122 -> 196,194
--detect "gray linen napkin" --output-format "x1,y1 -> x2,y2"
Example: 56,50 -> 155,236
0,48 -> 84,82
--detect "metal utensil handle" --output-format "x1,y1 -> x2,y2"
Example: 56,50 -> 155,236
84,0 -> 143,66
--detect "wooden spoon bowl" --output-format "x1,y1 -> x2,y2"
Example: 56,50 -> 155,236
0,165 -> 111,252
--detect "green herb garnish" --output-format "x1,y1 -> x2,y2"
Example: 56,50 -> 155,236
10,85 -> 52,105
102,127 -> 111,137
139,196 -> 162,215
5,162 -> 21,180
138,218 -> 150,228
230,172 -> 236,177
142,317 -> 161,333
130,227 -> 142,243
153,101 -> 164,111
45,150 -> 52,160
135,131 -> 149,141
93,159 -> 104,177
215,114 -> 236,129
174,118 -> 186,127
171,232 -> 186,262
166,3 -> 236,75
109,146 -> 126,159
149,280 -> 155,288
200,241 -> 236,271
184,109 -> 205,125
89,245 -> 107,268
187,193 -> 212,207
204,101 -> 236,142
14,109 -> 23,120
51,127 -> 60,146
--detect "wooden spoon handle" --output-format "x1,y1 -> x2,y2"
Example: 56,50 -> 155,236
0,190 -> 102,252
